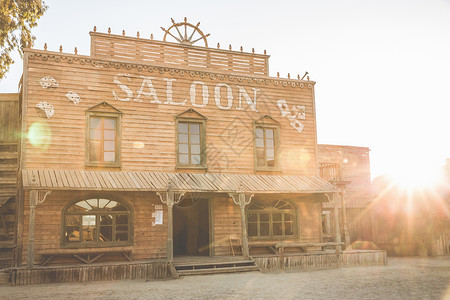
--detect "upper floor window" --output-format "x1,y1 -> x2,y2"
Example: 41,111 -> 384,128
85,102 -> 122,167
247,200 -> 296,239
175,109 -> 207,169
254,116 -> 280,171
63,197 -> 132,247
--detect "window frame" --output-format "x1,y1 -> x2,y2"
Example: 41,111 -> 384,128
85,111 -> 122,168
175,116 -> 207,170
321,211 -> 332,237
253,122 -> 280,171
247,200 -> 297,240
61,196 -> 133,248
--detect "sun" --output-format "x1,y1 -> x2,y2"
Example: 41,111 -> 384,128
386,158 -> 443,190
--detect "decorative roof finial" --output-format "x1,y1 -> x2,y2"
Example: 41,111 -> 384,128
264,49 -> 267,55
137,31 -> 140,38
240,46 -> 243,52
150,33 -> 153,40
297,74 -> 300,80
229,44 -> 232,50
252,48 -> 255,53
108,27 -> 111,34
217,43 -> 220,49
122,30 -> 125,36
59,45 -> 62,53
93,26 -> 97,32
74,47 -> 78,55
277,72 -> 280,78
288,73 -> 290,79
44,43 -> 47,51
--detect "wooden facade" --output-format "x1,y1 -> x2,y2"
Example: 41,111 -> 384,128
318,145 -> 373,246
5,20 -> 398,282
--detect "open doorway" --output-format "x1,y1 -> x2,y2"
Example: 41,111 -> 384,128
173,198 -> 210,256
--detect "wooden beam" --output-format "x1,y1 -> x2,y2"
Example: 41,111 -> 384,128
26,190 -> 37,268
229,193 -> 253,259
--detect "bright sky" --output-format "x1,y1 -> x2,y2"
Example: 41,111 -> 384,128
1,0 -> 449,179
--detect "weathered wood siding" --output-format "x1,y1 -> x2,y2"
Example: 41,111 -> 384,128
213,195 -> 241,256
21,191 -> 167,265
23,49 -> 317,176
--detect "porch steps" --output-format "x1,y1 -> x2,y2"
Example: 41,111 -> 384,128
173,260 -> 260,276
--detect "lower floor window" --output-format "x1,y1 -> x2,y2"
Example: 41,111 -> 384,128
247,200 -> 295,238
64,198 -> 132,246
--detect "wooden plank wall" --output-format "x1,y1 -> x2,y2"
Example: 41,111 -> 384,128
213,195 -> 241,256
21,191 -> 167,265
254,250 -> 387,272
23,50 -> 317,176
0,93 -> 20,143
91,33 -> 269,76
10,261 -> 169,285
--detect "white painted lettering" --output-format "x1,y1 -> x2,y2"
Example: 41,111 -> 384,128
214,83 -> 233,110
236,86 -> 259,112
112,74 -> 133,101
163,78 -> 186,105
190,81 -> 209,108
135,76 -> 160,103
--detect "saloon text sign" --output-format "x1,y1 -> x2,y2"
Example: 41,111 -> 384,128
112,74 -> 306,133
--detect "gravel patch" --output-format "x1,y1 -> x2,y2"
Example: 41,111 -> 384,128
1,257 -> 449,300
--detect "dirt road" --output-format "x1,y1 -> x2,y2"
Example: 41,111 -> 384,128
1,257 -> 449,300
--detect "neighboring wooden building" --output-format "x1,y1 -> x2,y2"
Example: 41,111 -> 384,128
12,20 -> 338,272
0,93 -> 20,268
318,144 -> 373,246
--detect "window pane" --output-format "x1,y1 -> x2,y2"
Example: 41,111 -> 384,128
116,232 -> 128,242
90,117 -> 101,129
285,222 -> 294,235
104,141 -> 115,151
190,124 -> 200,134
267,158 -> 275,167
267,149 -> 275,160
248,213 -> 257,222
179,154 -> 189,164
179,144 -> 189,154
273,223 -> 283,236
105,200 -> 119,209
86,199 -> 98,209
248,223 -> 257,236
99,199 -> 110,209
104,151 -> 115,162
69,201 -> 90,212
266,138 -> 274,149
273,213 -> 282,221
260,223 -> 269,236
260,213 -> 269,222
100,215 -> 113,225
90,129 -> 101,140
191,144 -> 201,154
65,215 -> 80,242
255,128 -> 263,138
99,226 -> 112,242
285,213 -> 293,221
104,118 -> 115,129
116,225 -> 128,232
116,215 -> 128,225
191,155 -> 201,165
266,129 -> 274,139
89,141 -> 101,161
104,129 -> 115,141
82,215 -> 96,242
178,123 -> 188,133
179,133 -> 188,144
191,134 -> 200,144
256,138 -> 264,148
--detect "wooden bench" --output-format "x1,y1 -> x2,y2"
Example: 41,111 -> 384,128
40,247 -> 133,266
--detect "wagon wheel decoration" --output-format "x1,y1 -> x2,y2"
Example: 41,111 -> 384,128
161,17 -> 210,47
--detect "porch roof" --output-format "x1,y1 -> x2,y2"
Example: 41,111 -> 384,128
22,169 -> 337,194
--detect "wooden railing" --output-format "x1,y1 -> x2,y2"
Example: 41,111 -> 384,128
90,32 -> 269,76
319,163 -> 340,182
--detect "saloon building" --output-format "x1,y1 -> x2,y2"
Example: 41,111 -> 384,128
0,20 -> 386,284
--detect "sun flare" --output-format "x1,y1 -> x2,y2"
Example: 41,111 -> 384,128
386,159 -> 443,190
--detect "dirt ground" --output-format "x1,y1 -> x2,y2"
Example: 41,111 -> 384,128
1,257 -> 449,300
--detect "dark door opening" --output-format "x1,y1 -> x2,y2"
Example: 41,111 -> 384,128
173,198 -> 210,256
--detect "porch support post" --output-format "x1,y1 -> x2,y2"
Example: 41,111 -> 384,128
333,192 -> 342,268
27,190 -> 37,268
340,186 -> 351,248
157,191 -> 184,262
229,193 -> 253,259
26,189 -> 52,268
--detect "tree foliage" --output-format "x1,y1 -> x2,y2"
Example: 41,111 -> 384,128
0,0 -> 47,79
